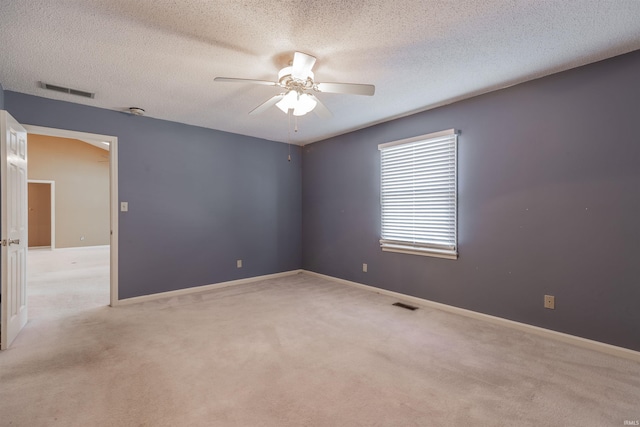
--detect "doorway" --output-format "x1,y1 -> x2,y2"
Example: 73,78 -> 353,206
28,180 -> 55,248
24,125 -> 119,306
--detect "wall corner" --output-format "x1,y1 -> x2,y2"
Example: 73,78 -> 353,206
0,83 -> 5,110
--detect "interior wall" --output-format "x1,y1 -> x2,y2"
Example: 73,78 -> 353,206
4,94 -> 302,299
302,49 -> 640,352
28,135 -> 109,248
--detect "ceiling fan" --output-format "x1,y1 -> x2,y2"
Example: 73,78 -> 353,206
214,52 -> 375,118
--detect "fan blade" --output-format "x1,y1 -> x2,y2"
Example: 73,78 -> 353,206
249,94 -> 285,115
214,77 -> 278,86
291,52 -> 317,81
316,82 -> 375,96
308,94 -> 332,119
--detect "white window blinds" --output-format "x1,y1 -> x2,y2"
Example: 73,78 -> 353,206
378,129 -> 458,259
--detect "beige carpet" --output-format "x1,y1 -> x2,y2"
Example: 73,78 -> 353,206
1,247 -> 638,426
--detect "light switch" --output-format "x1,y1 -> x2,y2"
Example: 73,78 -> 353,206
120,202 -> 129,212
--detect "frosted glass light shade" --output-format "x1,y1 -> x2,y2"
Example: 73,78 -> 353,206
275,90 -> 318,116
276,90 -> 298,113
293,93 -> 317,116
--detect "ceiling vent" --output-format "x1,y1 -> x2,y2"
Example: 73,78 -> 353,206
392,302 -> 418,311
40,82 -> 95,99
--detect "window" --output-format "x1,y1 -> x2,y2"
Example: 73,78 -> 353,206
378,129 -> 458,259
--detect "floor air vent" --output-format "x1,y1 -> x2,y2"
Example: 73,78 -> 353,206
40,82 -> 95,98
392,302 -> 418,311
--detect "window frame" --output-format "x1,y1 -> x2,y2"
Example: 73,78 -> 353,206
378,128 -> 458,260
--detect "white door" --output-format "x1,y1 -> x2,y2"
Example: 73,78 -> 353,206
1,110 -> 28,350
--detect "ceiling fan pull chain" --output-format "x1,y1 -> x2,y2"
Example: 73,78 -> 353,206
287,109 -> 292,162
287,110 -> 292,161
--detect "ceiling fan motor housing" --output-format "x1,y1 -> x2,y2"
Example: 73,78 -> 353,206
278,67 -> 315,92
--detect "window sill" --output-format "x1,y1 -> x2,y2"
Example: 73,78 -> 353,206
381,245 -> 458,260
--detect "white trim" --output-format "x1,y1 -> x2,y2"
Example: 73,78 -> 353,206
50,245 -> 109,251
24,125 -> 114,144
378,128 -> 456,150
78,138 -> 109,151
381,246 -> 458,259
27,179 -> 55,249
109,133 -> 118,306
114,270 -> 304,306
303,270 -> 640,362
24,125 -> 118,307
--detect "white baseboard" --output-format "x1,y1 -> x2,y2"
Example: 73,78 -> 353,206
303,270 -> 640,363
114,270 -> 303,306
51,245 -> 110,251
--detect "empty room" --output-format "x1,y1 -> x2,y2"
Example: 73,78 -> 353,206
0,1 -> 639,426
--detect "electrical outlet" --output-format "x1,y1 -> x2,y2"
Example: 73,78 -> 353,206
237,260 -> 242,268
120,201 -> 129,212
544,295 -> 555,309
362,263 -> 368,273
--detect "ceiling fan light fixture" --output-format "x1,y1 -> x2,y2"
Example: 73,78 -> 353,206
275,90 -> 318,116
293,93 -> 317,116
276,90 -> 299,113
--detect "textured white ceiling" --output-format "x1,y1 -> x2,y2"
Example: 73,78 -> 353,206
1,1 -> 639,145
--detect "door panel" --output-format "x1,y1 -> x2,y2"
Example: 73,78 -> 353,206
1,110 -> 28,350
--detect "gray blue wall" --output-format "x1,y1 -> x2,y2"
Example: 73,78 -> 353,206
302,50 -> 640,351
5,93 -> 302,298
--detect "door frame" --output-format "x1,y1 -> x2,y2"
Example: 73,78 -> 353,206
27,180 -> 56,249
24,125 -> 119,306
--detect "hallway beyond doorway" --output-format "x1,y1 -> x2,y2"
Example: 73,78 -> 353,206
28,246 -> 110,321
